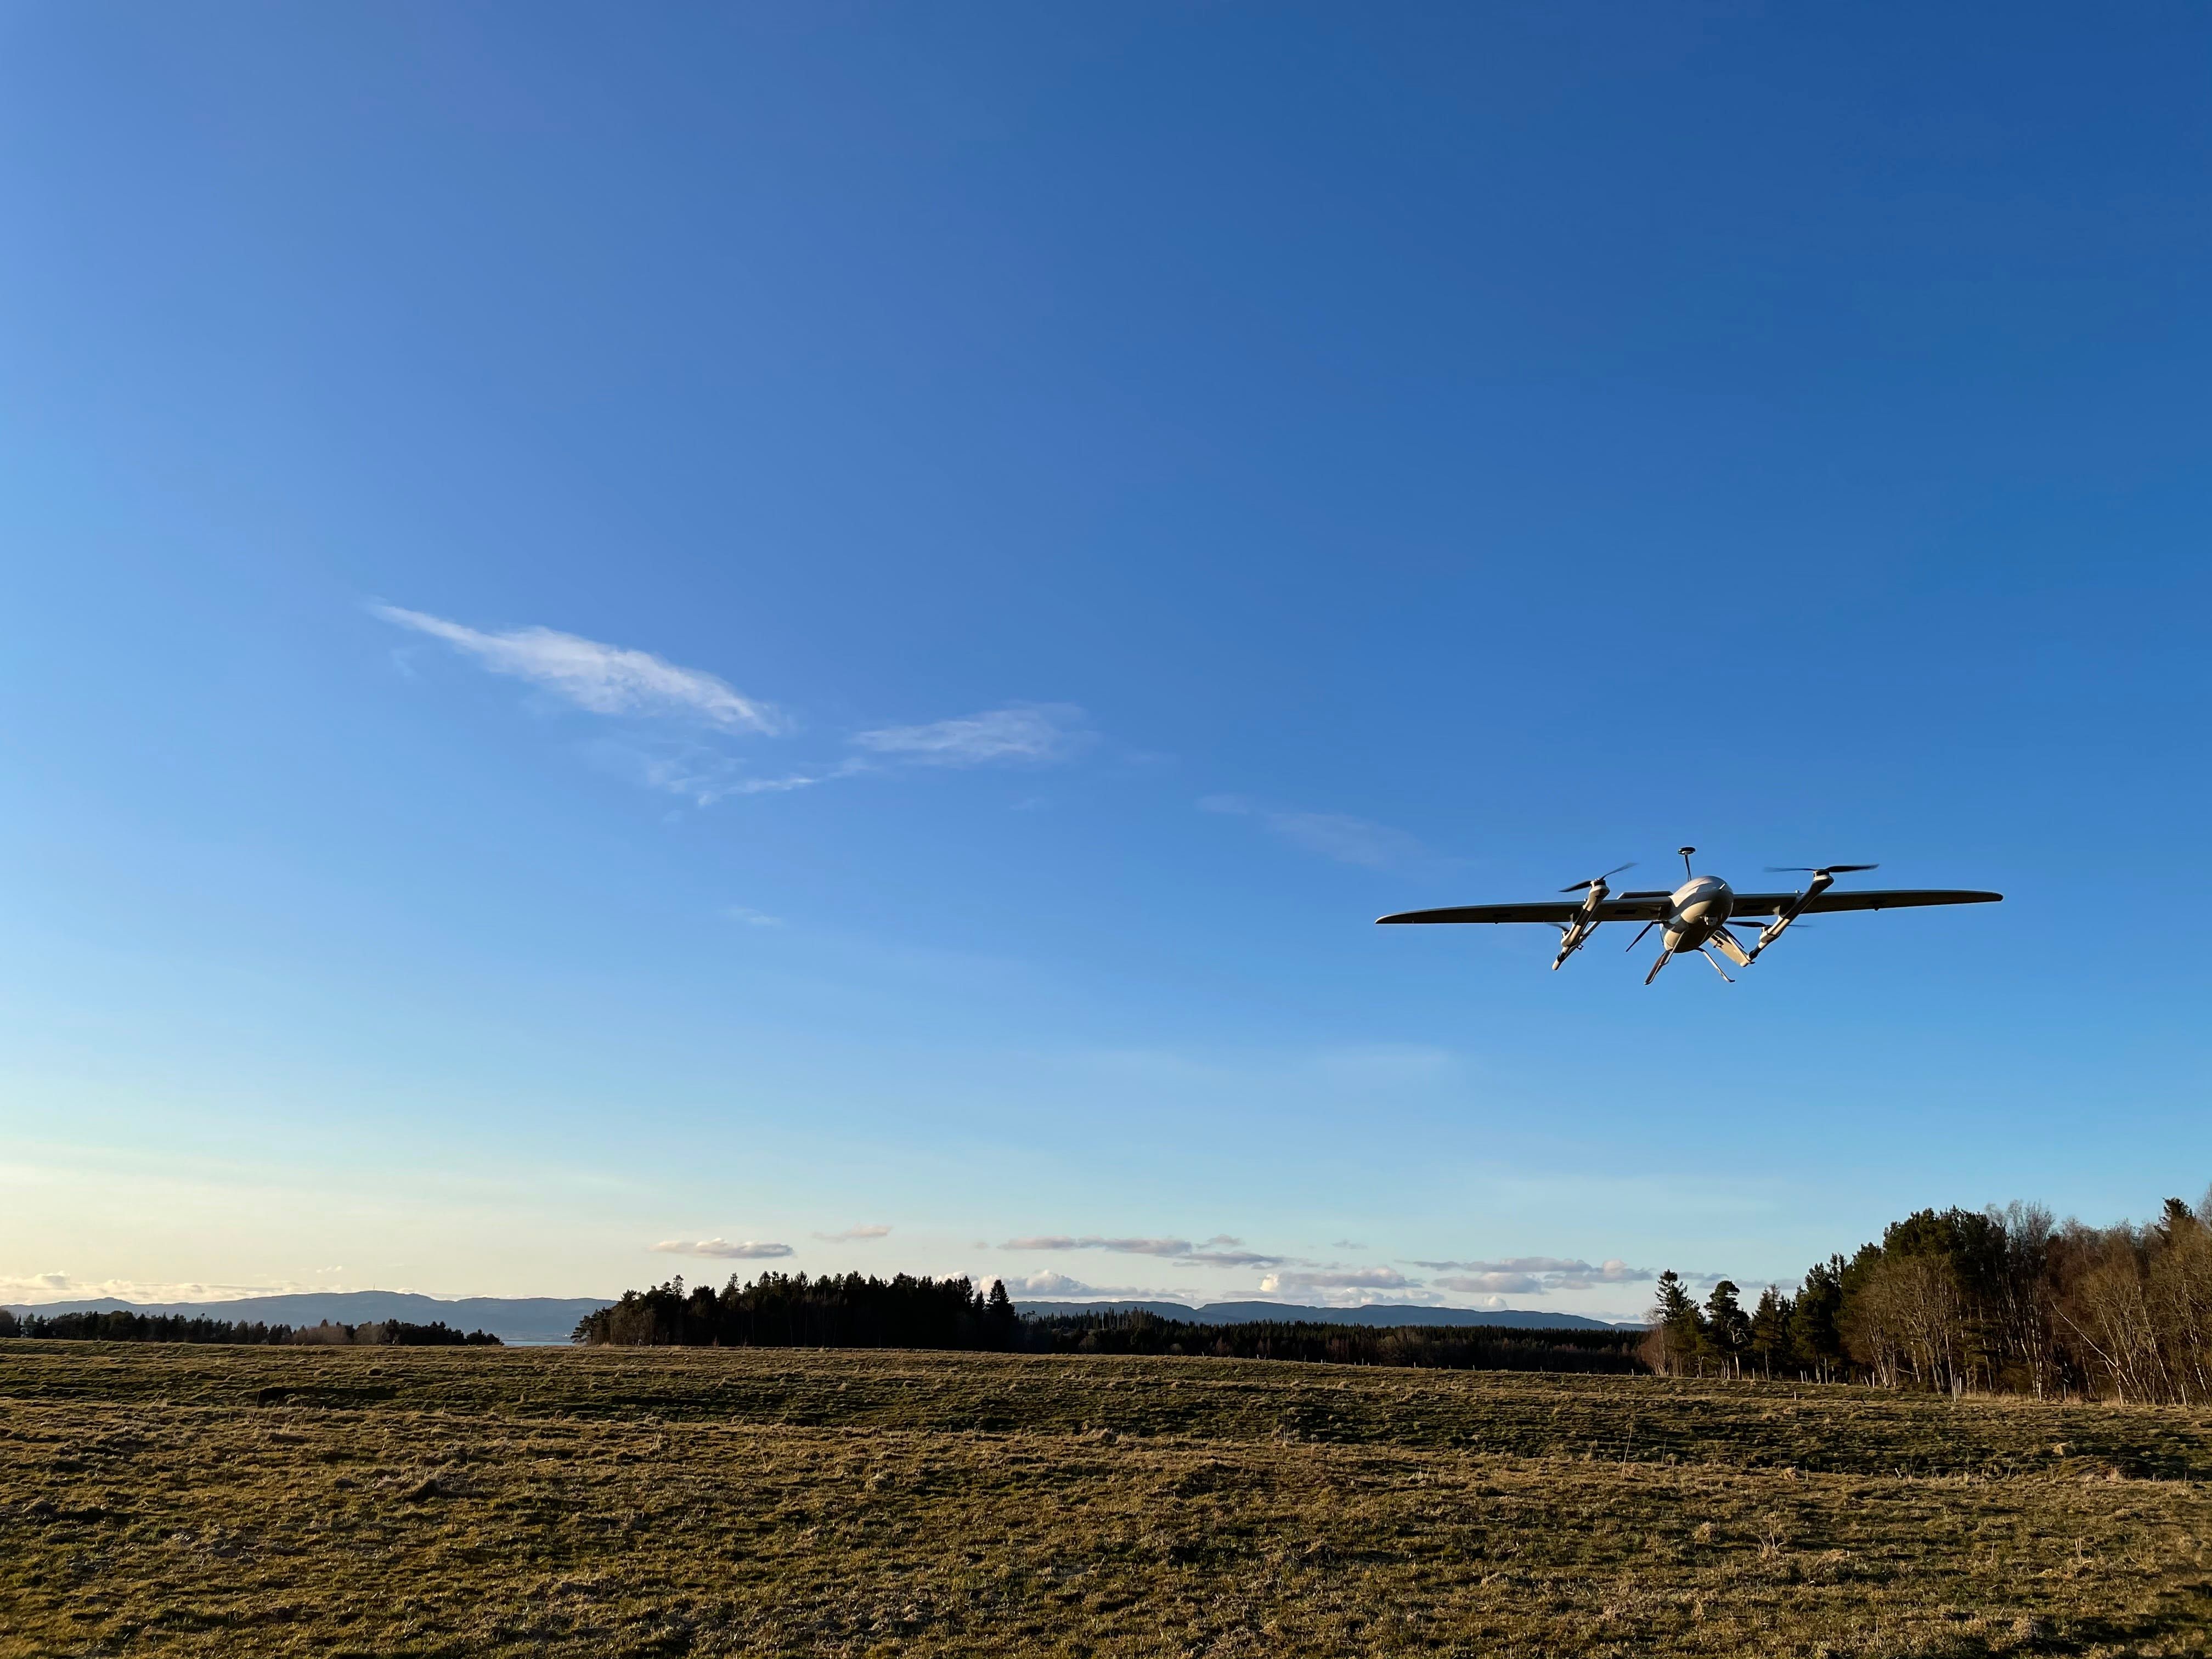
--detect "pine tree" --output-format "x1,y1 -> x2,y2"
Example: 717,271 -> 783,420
1749,1285 -> 1791,1378
1790,1256 -> 1847,1381
1703,1280 -> 1751,1377
986,1279 -> 1017,1348
1649,1269 -> 1703,1376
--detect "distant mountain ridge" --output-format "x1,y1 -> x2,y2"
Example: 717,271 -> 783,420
1017,1300 -> 1641,1330
3,1291 -> 614,1346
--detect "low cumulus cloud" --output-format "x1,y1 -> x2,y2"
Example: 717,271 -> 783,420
1434,1272 -> 1544,1295
852,704 -> 1092,767
1199,795 -> 1425,870
986,1234 -> 1655,1312
1261,1267 -> 1416,1294
649,1238 -> 794,1260
812,1224 -> 892,1243
1413,1256 -> 1652,1292
0,1271 -> 346,1306
1008,1270 -> 1095,1295
1004,1271 -> 1181,1300
1000,1233 -> 1285,1269
1256,1265 -> 1442,1310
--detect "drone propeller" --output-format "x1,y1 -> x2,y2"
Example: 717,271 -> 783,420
1765,864 -> 1878,875
1558,862 -> 1636,893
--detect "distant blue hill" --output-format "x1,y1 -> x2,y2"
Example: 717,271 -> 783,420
3,1291 -> 614,1346
1017,1299 -> 1640,1330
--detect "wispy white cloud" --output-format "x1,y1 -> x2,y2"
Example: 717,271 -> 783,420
375,606 -> 1098,806
1412,1256 -> 1593,1274
812,1224 -> 891,1243
1003,1234 -> 1191,1257
854,704 -> 1091,767
724,905 -> 785,928
648,1238 -> 794,1260
374,606 -> 785,733
594,740 -> 860,808
1199,795 -> 1425,869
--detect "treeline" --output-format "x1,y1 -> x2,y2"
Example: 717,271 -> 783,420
1648,1189 -> 2212,1403
572,1272 -> 1020,1348
1025,1310 -> 1644,1373
0,1309 -> 501,1347
569,1272 -> 1645,1374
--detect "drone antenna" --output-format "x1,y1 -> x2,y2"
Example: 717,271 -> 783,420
1678,845 -> 1696,881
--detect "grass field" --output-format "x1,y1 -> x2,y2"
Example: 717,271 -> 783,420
4,1341 -> 2210,1657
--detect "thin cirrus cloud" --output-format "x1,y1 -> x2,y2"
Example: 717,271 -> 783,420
812,1224 -> 893,1243
648,1238 -> 794,1260
852,704 -> 1092,766
375,605 -> 785,733
1199,795 -> 1425,870
374,605 -> 1093,805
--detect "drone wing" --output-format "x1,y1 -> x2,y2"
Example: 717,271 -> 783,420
1722,888 -> 2004,917
1376,894 -> 1674,926
1377,889 -> 2004,926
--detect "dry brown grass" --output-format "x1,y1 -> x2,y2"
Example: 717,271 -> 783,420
4,1341 -> 2210,1656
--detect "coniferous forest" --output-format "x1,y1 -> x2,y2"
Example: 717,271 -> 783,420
566,1275 -> 1646,1371
569,1272 -> 1022,1350
0,1310 -> 501,1346
1023,1311 -> 1644,1372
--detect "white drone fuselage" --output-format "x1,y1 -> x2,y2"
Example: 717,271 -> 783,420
1662,875 -> 1734,954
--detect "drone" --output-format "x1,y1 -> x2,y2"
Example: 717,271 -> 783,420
1376,848 -> 2002,984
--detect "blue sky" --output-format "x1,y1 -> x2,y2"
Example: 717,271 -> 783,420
3,4 -> 2206,1317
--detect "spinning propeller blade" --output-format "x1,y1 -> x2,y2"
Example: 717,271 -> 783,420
1558,861 -> 1636,893
1764,863 -> 1878,875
